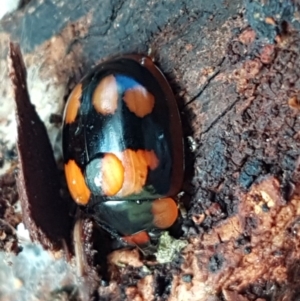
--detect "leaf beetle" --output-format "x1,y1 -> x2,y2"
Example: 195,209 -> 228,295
63,55 -> 184,250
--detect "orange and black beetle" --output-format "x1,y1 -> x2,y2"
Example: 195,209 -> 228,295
63,55 -> 184,249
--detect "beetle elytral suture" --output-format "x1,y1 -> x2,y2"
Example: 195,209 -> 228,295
63,55 -> 184,250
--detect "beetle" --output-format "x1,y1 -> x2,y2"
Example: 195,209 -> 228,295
62,54 -> 184,250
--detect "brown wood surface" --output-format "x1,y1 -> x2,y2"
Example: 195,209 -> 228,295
1,0 -> 300,300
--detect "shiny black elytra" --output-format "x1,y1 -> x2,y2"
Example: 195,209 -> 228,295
63,55 -> 184,248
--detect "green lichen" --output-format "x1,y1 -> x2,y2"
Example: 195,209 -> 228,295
155,232 -> 188,264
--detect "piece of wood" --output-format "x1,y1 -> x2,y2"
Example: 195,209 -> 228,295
8,42 -> 72,250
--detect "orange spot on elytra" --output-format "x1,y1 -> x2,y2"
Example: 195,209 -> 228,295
64,84 -> 82,124
93,75 -> 118,115
65,160 -> 90,205
117,149 -> 159,197
101,153 -> 124,196
123,86 -> 155,117
118,149 -> 147,196
152,198 -> 178,229
123,231 -> 150,246
139,149 -> 159,170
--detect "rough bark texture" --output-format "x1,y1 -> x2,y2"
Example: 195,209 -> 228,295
1,0 -> 300,301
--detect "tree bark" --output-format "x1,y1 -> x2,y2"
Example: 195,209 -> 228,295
1,0 -> 300,300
